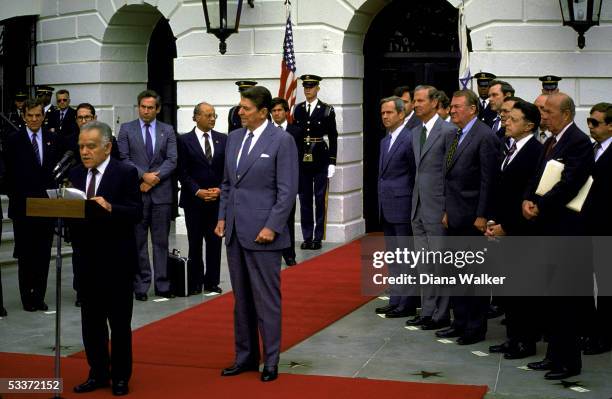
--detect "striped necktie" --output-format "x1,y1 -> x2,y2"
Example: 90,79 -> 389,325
446,128 -> 463,169
31,132 -> 41,165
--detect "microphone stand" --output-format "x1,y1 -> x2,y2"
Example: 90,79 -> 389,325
51,176 -> 70,399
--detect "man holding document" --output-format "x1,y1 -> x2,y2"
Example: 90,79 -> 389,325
522,92 -> 593,380
69,121 -> 142,396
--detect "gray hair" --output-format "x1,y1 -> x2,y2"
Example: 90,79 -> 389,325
81,120 -> 112,145
193,101 -> 213,115
557,93 -> 576,119
414,85 -> 438,100
380,96 -> 405,114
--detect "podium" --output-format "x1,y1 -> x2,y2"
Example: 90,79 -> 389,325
26,198 -> 96,399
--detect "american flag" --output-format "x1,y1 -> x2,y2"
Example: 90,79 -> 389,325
278,11 -> 297,122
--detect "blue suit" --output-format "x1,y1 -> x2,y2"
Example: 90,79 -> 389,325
219,120 -> 298,367
378,124 -> 417,311
117,118 -> 177,295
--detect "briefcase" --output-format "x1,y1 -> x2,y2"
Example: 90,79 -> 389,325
168,249 -> 189,297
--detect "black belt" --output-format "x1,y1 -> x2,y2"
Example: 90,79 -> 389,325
304,137 -> 324,143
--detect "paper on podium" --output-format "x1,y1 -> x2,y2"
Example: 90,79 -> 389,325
46,188 -> 87,200
535,159 -> 592,212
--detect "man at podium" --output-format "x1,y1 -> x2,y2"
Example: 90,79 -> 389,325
68,120 -> 142,396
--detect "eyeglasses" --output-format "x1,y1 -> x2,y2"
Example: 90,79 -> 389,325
203,113 -> 218,119
57,98 -> 69,103
587,117 -> 605,127
76,115 -> 94,122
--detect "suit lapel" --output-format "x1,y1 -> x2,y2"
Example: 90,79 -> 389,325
382,128 -> 407,174
448,127 -> 475,171
379,135 -> 389,175
153,122 -> 165,160
211,130 -> 223,164
188,129 -> 208,163
230,129 -> 246,179
73,166 -> 88,192
420,120 -> 441,159
132,120 -> 147,154
236,124 -> 273,183
95,160 -> 113,197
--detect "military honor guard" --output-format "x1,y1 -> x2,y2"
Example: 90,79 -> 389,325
539,75 -> 562,95
5,90 -> 28,132
473,72 -> 497,127
293,74 -> 338,250
227,80 -> 257,132
35,85 -> 57,132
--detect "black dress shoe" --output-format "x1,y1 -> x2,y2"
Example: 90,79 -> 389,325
73,378 -> 110,393
112,380 -> 129,396
261,366 -> 278,382
300,241 -> 313,250
285,258 -> 297,266
435,327 -> 462,338
311,241 -> 322,250
544,367 -> 580,380
457,334 -> 485,345
421,318 -> 450,330
204,286 -> 223,294
156,291 -> 175,298
527,358 -> 554,371
36,302 -> 49,311
489,341 -> 512,353
190,289 -> 203,295
0,307 -> 6,317
504,343 -> 536,359
405,315 -> 429,326
134,293 -> 148,301
221,363 -> 259,376
384,308 -> 415,318
23,304 -> 37,312
375,304 -> 397,314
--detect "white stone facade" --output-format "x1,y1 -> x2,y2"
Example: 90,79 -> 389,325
2,0 -> 611,242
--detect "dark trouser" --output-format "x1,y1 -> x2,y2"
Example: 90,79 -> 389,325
12,217 -> 54,307
545,296 -> 584,372
382,212 -> 418,311
504,296 -> 539,346
299,168 -> 327,242
282,203 -> 296,262
584,295 -> 612,347
226,234 -> 282,367
184,202 -> 222,290
451,296 -> 489,337
133,195 -> 171,294
80,282 -> 134,382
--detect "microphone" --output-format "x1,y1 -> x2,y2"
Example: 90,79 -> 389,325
52,150 -> 75,175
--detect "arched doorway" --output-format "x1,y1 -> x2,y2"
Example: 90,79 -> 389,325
362,0 -> 460,232
147,17 -> 177,131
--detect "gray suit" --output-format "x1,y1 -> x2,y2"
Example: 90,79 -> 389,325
117,118 -> 177,294
411,115 -> 456,321
219,121 -> 298,367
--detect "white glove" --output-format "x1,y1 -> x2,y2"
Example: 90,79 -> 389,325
327,164 -> 335,178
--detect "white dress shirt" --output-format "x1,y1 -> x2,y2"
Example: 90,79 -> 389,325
139,118 -> 157,150
195,126 -> 214,158
236,119 -> 269,167
422,113 -> 440,140
86,156 -> 111,196
595,136 -> 612,162
306,99 -> 319,116
387,123 -> 404,152
26,127 -> 44,164
501,134 -> 533,170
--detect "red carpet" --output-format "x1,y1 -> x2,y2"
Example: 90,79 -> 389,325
0,353 -> 487,399
0,239 -> 487,398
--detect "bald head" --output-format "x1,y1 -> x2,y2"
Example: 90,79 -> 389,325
542,92 -> 575,135
534,94 -> 549,130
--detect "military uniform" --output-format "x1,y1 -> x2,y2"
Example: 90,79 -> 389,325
293,75 -> 338,249
473,72 -> 497,127
35,86 -> 57,132
539,75 -> 562,95
227,80 -> 257,132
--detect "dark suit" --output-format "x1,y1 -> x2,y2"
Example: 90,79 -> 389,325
493,135 -> 543,349
582,141 -> 612,353
69,158 -> 142,383
478,99 -> 496,127
378,124 -> 416,311
445,118 -> 500,338
219,121 -> 298,367
49,107 -> 79,150
293,99 -> 337,243
272,122 -> 301,263
3,127 -> 59,308
177,128 -> 226,292
117,118 -> 177,295
42,105 -> 57,132
525,122 -> 594,373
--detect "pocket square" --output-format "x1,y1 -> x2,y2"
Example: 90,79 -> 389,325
260,154 -> 270,158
